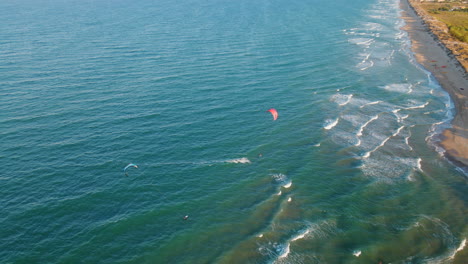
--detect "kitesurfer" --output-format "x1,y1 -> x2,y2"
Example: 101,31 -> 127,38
267,108 -> 278,121
123,163 -> 138,176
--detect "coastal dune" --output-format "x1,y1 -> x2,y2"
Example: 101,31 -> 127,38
400,0 -> 468,167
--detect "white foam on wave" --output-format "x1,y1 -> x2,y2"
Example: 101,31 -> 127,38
405,133 -> 413,151
360,52 -> 371,62
226,157 -> 251,164
357,52 -> 373,71
424,237 -> 466,263
412,216 -> 459,263
355,138 -> 362,147
276,228 -> 311,261
348,38 -> 375,48
357,115 -> 379,137
273,221 -> 338,262
362,126 -> 403,159
360,100 -> 382,108
405,101 -> 429,110
395,126 -> 405,136
407,172 -> 415,182
331,93 -> 353,106
407,84 -> 414,94
273,220 -> 339,263
450,238 -> 466,259
272,174 -> 292,189
359,60 -> 374,71
324,118 -> 339,130
272,173 -> 287,183
362,150 -> 372,159
362,21 -> 384,31
291,228 -> 311,242
408,157 -> 423,181
417,158 -> 422,172
395,31 -> 406,40
278,243 -> 290,259
355,115 -> 379,146
343,25 -> 381,37
387,49 -> 395,62
353,250 -> 362,257
362,154 -> 425,180
383,83 -> 412,93
392,109 -> 402,122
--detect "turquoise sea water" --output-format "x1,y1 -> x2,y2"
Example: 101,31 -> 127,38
1,0 -> 467,263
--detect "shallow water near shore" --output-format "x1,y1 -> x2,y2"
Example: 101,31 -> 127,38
1,0 -> 467,263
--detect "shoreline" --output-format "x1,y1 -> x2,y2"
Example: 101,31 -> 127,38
400,0 -> 468,169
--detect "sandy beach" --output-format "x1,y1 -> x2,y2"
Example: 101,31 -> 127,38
400,0 -> 468,168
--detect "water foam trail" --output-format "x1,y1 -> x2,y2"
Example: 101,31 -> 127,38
225,157 -> 251,164
324,118 -> 339,130
360,100 -> 382,108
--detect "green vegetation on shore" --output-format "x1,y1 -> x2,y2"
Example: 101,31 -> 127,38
422,2 -> 468,42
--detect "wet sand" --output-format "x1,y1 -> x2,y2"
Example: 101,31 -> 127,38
400,0 -> 468,168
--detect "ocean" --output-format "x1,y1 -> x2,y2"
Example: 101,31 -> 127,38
1,0 -> 467,263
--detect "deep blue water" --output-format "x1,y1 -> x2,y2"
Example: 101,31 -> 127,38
1,0 -> 467,263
